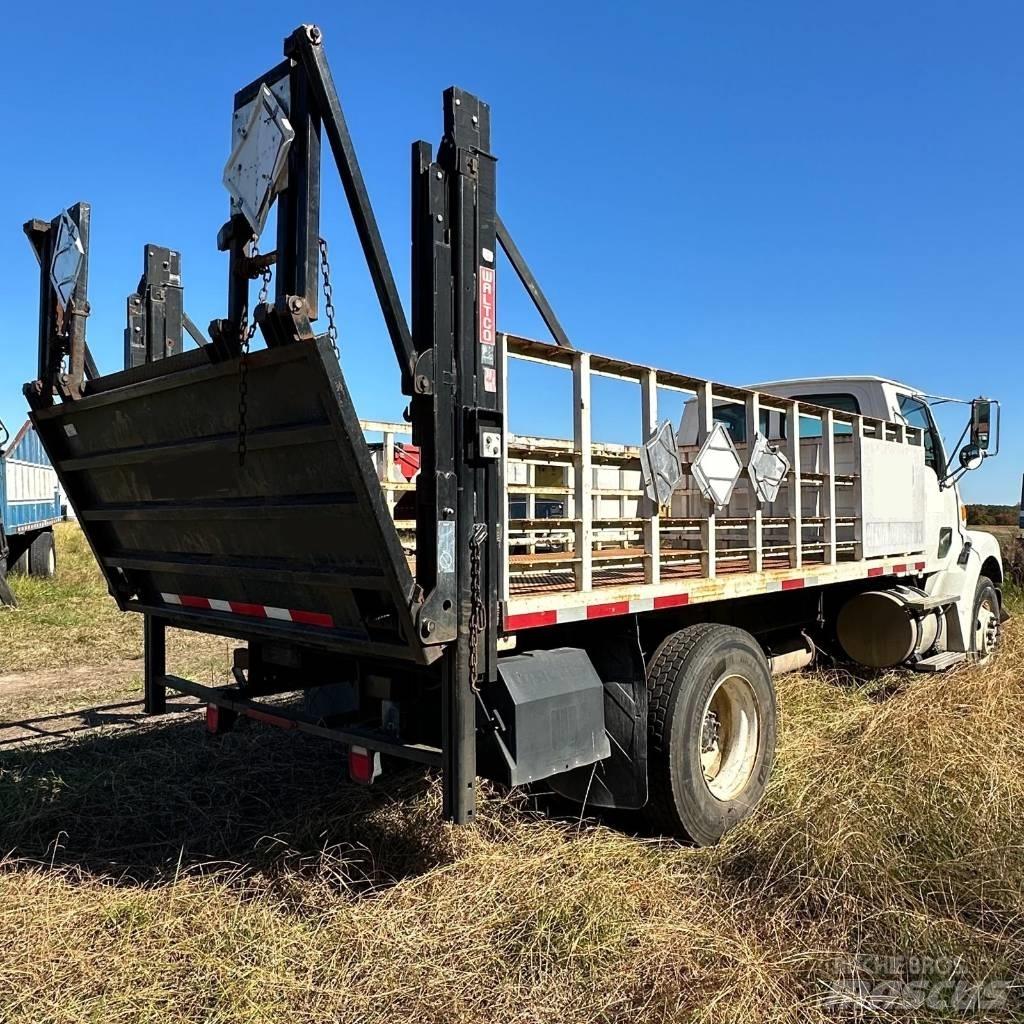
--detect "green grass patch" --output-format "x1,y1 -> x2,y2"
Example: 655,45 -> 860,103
0,524 -> 232,687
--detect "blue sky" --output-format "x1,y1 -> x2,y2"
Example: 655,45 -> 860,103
0,1 -> 1020,502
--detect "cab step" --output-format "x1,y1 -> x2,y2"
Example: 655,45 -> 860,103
912,651 -> 967,673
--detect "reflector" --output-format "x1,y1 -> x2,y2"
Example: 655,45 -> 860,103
205,703 -> 237,735
747,432 -> 790,503
640,420 -> 683,507
348,745 -> 382,785
49,210 -> 84,308
691,422 -> 743,508
223,83 -> 296,234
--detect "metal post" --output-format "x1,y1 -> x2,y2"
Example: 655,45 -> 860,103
850,415 -> 865,560
63,202 -> 91,400
26,219 -> 56,387
745,392 -> 763,573
125,245 -> 185,369
787,402 -> 803,570
144,614 -> 167,714
697,382 -> 717,578
822,408 -> 837,564
275,51 -> 321,320
290,25 -> 415,392
641,368 -> 660,584
573,351 -> 593,590
415,85 -> 502,825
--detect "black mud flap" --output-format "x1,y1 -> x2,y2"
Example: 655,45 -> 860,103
478,648 -> 611,786
30,339 -> 433,663
547,621 -> 649,810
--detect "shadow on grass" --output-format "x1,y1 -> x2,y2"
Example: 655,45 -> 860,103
0,708 -> 452,893
0,696 -> 201,749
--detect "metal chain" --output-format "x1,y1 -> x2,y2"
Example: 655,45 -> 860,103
318,237 -> 340,360
237,235 -> 272,467
467,523 -> 488,691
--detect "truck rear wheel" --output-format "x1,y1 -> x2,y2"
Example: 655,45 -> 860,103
646,624 -> 776,844
28,531 -> 56,578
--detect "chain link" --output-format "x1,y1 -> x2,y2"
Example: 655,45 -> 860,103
237,235 -> 273,467
318,236 -> 340,360
467,523 -> 488,691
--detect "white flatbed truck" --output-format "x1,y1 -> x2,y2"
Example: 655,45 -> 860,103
21,24 -> 1005,843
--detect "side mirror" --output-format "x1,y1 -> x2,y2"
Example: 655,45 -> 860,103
971,399 -> 992,451
959,443 -> 983,472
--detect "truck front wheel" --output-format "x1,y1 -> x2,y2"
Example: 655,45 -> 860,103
646,624 -> 777,844
972,575 -> 1000,664
28,530 -> 56,578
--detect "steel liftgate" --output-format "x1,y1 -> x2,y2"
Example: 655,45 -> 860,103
23,25 -> 576,823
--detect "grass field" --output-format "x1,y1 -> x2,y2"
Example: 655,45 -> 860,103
0,525 -> 1022,1022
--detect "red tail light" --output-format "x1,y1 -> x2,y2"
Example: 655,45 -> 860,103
348,745 -> 381,784
205,703 -> 236,735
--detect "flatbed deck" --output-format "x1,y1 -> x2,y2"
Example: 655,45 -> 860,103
365,330 -> 930,631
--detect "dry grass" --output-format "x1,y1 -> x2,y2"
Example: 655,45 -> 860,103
0,529 -> 1022,1021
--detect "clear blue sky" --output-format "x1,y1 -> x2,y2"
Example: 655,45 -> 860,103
1,1 -> 1020,502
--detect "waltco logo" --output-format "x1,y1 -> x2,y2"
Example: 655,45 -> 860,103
479,266 -> 496,346
478,264 -> 496,392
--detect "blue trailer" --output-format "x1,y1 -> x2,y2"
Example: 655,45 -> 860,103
0,418 -> 62,604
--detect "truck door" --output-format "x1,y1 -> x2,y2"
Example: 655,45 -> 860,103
894,392 -> 961,566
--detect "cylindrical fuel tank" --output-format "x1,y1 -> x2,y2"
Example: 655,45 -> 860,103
837,587 -> 943,669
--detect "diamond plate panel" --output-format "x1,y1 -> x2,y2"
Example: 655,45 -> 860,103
640,419 -> 683,507
691,421 -> 742,508
747,431 -> 790,503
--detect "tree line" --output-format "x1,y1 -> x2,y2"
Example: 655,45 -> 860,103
966,504 -> 1018,526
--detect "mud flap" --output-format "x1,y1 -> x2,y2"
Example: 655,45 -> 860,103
547,621 -> 648,810
478,648 -> 611,786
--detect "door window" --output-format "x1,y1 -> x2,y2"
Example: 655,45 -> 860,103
897,394 -> 941,473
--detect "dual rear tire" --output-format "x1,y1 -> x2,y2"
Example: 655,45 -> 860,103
645,624 -> 777,845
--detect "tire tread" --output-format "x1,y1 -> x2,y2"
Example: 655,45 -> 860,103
645,622 -> 746,837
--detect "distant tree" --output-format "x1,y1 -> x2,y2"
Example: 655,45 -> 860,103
965,504 -> 1016,526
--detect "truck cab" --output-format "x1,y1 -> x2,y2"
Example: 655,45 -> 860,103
680,375 -> 1004,654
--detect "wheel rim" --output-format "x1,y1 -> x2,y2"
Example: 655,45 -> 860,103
47,548 -> 56,576
975,596 -> 999,659
699,673 -> 760,802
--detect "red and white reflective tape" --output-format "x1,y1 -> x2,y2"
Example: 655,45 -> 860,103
765,577 -> 806,592
505,592 -> 690,632
504,560 -> 930,632
160,593 -> 334,629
